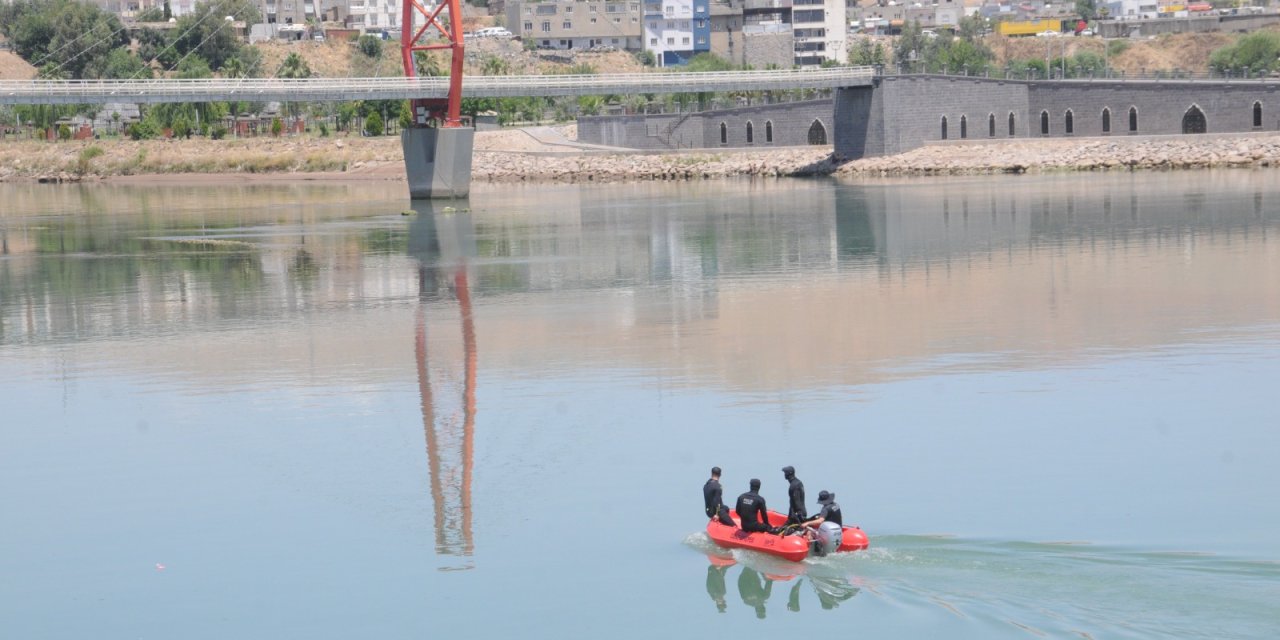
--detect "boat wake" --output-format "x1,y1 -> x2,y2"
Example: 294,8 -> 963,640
684,531 -> 1280,636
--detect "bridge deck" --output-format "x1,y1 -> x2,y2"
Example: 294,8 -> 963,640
0,68 -> 877,105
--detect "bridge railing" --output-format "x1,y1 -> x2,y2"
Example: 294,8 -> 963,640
0,67 -> 879,105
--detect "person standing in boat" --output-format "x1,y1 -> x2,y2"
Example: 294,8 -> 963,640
782,466 -> 807,526
735,478 -> 774,533
703,466 -> 735,526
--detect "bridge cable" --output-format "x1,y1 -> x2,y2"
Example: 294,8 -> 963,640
130,0 -> 234,79
36,22 -> 132,79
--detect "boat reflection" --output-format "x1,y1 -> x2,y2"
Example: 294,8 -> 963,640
409,202 -> 479,571
703,555 -> 858,617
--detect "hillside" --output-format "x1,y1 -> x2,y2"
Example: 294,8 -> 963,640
251,36 -> 647,80
0,49 -> 36,80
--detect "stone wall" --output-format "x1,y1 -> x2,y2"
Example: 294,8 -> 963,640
864,76 -> 1031,156
833,76 -> 1280,159
1027,82 -> 1280,137
578,99 -> 834,149
742,31 -> 794,70
585,76 -> 1280,158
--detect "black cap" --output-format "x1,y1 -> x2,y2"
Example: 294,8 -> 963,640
782,465 -> 795,476
711,466 -> 721,476
818,490 -> 834,505
749,478 -> 761,491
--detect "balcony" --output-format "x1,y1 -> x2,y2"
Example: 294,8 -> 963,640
742,0 -> 791,10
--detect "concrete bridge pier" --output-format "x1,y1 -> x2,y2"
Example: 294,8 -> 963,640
402,127 -> 475,199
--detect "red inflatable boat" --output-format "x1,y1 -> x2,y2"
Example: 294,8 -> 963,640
706,510 -> 869,562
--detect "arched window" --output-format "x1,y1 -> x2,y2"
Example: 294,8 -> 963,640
941,116 -> 948,140
746,121 -> 754,144
960,115 -> 968,139
1128,107 -> 1138,132
1040,110 -> 1049,135
988,113 -> 996,138
1182,105 -> 1207,134
807,119 -> 827,145
1102,107 -> 1111,134
719,122 -> 727,144
765,120 -> 774,143
1253,101 -> 1263,128
1008,112 -> 1016,137
1065,109 -> 1074,135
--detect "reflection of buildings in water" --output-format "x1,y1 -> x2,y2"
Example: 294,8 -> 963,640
410,204 -> 479,570
3,176 -> 1279,392
705,561 -> 857,618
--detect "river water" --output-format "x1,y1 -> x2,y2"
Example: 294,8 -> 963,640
1,173 -> 1278,638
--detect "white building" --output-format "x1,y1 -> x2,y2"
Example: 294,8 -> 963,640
643,0 -> 712,66
791,0 -> 845,67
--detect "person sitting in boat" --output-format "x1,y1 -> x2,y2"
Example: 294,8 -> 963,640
703,466 -> 735,526
803,490 -> 842,527
782,465 -> 807,526
735,478 -> 774,533
802,490 -> 844,555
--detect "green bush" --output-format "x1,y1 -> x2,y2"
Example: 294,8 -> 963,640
75,145 -> 104,175
318,121 -> 329,137
129,119 -> 160,140
1209,32 -> 1280,75
357,34 -> 382,58
210,125 -> 228,140
271,117 -> 283,136
57,124 -> 72,140
364,111 -> 384,136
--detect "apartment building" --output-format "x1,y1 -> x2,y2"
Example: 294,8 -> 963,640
791,0 -> 844,65
642,0 -> 712,65
506,0 -> 644,50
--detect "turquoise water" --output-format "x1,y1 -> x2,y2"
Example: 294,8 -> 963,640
1,173 -> 1278,638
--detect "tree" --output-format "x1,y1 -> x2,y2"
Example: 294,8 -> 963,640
271,117 -> 284,136
85,47 -> 152,79
364,111 -> 383,136
577,95 -> 605,115
1075,0 -> 1097,22
357,34 -> 382,58
163,0 -> 171,20
1209,32 -> 1280,76
279,52 -> 312,79
170,0 -> 260,71
4,0 -> 129,79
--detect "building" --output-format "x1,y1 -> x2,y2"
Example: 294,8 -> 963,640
791,0 -> 845,66
506,0 -> 644,51
643,0 -> 713,65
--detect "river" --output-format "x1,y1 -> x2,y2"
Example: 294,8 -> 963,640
1,173 -> 1278,638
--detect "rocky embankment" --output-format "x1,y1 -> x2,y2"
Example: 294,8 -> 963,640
3,131 -> 1280,184
837,134 -> 1280,177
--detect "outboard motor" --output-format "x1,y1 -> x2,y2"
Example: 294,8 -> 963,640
812,521 -> 843,556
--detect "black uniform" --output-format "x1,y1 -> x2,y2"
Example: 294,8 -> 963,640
703,478 -> 734,526
786,475 -> 807,525
814,500 -> 842,526
735,490 -> 772,533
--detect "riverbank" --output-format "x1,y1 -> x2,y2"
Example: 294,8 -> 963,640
3,129 -> 1280,184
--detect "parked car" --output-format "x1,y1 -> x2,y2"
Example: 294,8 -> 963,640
472,27 -> 514,38
1036,30 -> 1061,37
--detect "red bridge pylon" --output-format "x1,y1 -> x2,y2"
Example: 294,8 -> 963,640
400,0 -> 465,128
